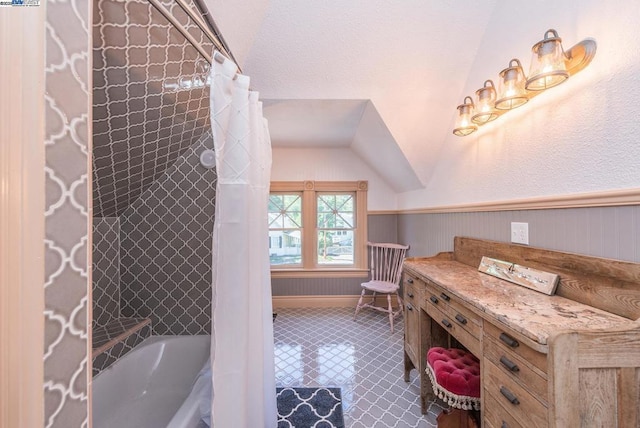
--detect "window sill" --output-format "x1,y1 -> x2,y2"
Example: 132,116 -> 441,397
270,268 -> 369,279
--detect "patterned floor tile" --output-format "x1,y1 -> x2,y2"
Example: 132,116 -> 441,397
273,307 -> 445,427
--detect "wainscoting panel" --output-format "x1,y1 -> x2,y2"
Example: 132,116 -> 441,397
368,214 -> 399,244
398,205 -> 640,263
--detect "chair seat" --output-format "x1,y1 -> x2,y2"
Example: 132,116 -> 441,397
361,280 -> 399,294
426,347 -> 480,411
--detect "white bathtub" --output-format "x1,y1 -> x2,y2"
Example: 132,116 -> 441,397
93,335 -> 211,428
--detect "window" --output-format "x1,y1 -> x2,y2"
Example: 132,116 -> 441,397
269,181 -> 368,277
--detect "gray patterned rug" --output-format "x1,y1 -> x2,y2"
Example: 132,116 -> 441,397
277,387 -> 345,428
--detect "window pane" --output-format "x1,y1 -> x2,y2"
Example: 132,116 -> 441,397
334,194 -> 353,211
269,230 -> 302,265
269,194 -> 302,228
317,230 -> 354,265
334,212 -> 353,228
317,193 -> 354,229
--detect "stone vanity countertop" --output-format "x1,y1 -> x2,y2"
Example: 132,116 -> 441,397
404,257 -> 635,347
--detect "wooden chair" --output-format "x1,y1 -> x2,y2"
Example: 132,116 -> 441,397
354,242 -> 409,333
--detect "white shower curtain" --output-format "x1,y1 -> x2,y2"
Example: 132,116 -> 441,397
209,51 -> 277,428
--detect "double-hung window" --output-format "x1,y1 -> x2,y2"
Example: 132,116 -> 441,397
269,181 -> 368,277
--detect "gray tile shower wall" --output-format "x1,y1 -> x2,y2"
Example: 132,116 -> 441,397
93,0 -> 214,217
44,0 -> 91,426
93,217 -> 121,328
120,131 -> 216,335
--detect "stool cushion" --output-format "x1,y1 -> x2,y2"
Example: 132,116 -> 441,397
426,347 -> 480,410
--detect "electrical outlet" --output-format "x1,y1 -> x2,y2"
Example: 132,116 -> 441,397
511,222 -> 529,245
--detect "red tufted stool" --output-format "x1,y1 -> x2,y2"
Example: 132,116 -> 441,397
426,347 -> 481,414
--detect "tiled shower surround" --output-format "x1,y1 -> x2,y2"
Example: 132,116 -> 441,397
120,132 -> 216,335
91,132 -> 216,373
93,217 -> 120,328
93,0 -> 214,217
45,0 -> 91,426
91,0 -> 218,374
43,0 -> 91,422
91,133 -> 216,336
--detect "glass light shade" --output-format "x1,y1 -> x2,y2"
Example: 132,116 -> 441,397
495,59 -> 529,110
526,29 -> 569,91
453,96 -> 478,137
471,80 -> 499,125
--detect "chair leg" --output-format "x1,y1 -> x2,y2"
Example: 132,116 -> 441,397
396,293 -> 404,317
387,294 -> 394,333
354,289 -> 366,320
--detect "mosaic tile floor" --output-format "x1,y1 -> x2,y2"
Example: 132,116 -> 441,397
273,307 -> 445,427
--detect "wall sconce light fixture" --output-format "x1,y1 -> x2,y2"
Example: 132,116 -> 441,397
453,96 -> 478,136
496,59 -> 529,111
453,29 -> 596,136
472,80 -> 499,124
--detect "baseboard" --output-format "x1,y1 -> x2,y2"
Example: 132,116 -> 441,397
272,294 -> 398,309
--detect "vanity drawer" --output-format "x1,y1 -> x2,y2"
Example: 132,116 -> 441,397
484,391 -> 526,428
484,321 -> 547,374
426,301 -> 481,357
403,274 -> 423,304
423,280 -> 451,313
484,334 -> 548,403
425,280 -> 482,340
447,298 -> 482,338
484,358 -> 548,428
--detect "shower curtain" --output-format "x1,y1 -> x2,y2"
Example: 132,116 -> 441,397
209,51 -> 277,427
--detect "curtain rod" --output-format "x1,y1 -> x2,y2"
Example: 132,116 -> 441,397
147,0 -> 238,69
191,0 -> 242,71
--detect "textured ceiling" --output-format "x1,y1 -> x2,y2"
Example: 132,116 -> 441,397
93,0 -> 213,217
207,0 -> 498,188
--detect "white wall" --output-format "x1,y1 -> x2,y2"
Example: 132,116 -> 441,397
398,0 -> 640,210
271,147 -> 397,211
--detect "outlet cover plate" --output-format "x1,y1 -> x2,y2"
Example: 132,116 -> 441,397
511,222 -> 529,245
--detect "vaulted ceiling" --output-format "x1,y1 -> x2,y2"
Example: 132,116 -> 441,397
208,0 -> 498,188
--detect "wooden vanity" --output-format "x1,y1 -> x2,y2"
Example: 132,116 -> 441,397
403,237 -> 640,427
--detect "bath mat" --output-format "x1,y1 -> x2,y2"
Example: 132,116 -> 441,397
276,387 -> 345,428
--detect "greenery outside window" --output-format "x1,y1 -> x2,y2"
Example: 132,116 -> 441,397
269,181 -> 368,278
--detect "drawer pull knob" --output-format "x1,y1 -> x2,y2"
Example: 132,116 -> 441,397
501,422 -> 509,428
455,314 -> 467,324
440,293 -> 451,301
430,296 -> 439,304
407,292 -> 414,298
406,303 -> 413,311
442,319 -> 452,328
499,332 -> 520,348
499,356 -> 520,372
407,278 -> 414,284
500,386 -> 520,405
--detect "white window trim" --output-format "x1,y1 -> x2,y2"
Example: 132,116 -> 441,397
270,180 -> 368,278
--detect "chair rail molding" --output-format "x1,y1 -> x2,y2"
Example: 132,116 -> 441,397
397,187 -> 640,214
